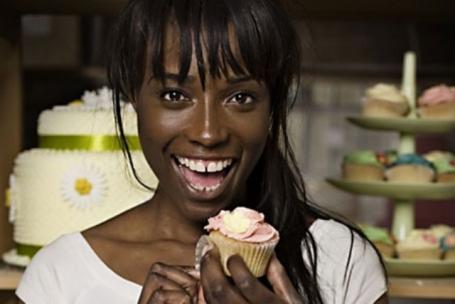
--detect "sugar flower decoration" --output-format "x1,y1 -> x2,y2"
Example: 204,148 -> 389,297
82,86 -> 114,109
81,86 -> 134,111
61,164 -> 107,209
54,86 -> 134,112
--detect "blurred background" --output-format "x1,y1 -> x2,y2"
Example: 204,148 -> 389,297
0,0 -> 454,303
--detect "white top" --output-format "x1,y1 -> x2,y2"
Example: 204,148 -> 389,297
16,219 -> 387,304
304,219 -> 387,303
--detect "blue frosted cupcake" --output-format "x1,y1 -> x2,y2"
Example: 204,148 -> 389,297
385,154 -> 435,183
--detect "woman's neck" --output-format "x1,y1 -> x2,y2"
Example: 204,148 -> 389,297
143,189 -> 205,244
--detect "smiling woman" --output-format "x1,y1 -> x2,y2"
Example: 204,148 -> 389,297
132,26 -> 271,219
15,0 -> 388,303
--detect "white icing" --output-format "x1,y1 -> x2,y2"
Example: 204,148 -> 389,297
38,107 -> 137,136
366,83 -> 408,103
12,149 -> 157,245
7,87 -> 155,253
38,87 -> 137,136
2,249 -> 30,267
82,86 -> 117,109
8,175 -> 17,223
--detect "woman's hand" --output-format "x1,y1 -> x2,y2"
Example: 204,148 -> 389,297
138,263 -> 200,304
200,248 -> 302,303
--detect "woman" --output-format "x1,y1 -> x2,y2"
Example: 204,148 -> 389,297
17,0 -> 388,303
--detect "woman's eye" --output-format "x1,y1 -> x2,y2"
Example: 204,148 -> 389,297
229,93 -> 255,105
161,90 -> 188,102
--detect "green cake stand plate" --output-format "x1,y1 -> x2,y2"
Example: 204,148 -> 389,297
347,116 -> 455,134
385,258 -> 455,277
326,178 -> 455,200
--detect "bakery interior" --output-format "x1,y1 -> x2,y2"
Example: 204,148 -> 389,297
0,0 -> 455,303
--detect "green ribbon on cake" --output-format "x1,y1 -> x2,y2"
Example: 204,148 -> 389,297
17,243 -> 42,258
39,135 -> 141,151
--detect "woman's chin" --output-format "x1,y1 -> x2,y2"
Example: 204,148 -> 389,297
179,200 -> 229,223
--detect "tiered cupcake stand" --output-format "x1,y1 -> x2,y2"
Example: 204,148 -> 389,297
327,51 -> 455,280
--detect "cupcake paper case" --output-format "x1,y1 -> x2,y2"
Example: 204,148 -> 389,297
200,207 -> 279,277
362,83 -> 410,118
418,84 -> 455,119
441,232 -> 455,260
385,154 -> 435,183
423,151 -> 455,183
343,151 -> 383,181
342,150 -> 397,181
396,229 -> 441,260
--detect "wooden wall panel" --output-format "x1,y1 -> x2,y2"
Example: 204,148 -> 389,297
0,16 -> 22,254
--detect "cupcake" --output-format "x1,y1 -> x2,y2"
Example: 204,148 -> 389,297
418,84 -> 455,120
396,229 -> 441,260
342,150 -> 387,181
423,151 -> 455,183
360,224 -> 395,258
376,150 -> 398,167
203,207 -> 279,277
385,154 -> 435,183
441,231 -> 455,260
362,83 -> 410,118
430,224 -> 453,239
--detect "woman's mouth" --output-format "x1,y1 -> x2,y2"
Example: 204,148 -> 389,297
173,156 -> 234,193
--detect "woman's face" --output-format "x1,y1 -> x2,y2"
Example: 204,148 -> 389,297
135,25 -> 270,221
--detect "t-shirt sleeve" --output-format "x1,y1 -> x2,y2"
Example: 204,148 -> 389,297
14,237 -> 72,304
343,238 -> 388,303
303,220 -> 388,304
15,245 -> 63,304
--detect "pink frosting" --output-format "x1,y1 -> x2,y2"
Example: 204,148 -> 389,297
418,84 -> 455,107
204,207 -> 279,243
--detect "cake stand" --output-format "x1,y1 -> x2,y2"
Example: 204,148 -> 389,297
327,51 -> 455,277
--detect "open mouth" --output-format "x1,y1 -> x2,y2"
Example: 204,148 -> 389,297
173,156 -> 234,192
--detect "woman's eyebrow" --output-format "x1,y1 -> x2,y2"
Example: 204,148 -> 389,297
227,75 -> 254,84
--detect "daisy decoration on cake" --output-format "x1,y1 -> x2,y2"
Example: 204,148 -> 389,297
61,164 -> 107,209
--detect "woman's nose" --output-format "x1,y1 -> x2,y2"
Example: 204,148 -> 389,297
185,101 -> 229,148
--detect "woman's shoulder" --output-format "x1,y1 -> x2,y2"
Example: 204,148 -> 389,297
16,232 -> 88,302
309,218 -> 368,250
32,232 -> 84,265
305,218 -> 383,274
304,218 -> 387,303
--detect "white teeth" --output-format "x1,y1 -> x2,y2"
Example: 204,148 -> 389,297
207,183 -> 221,191
189,183 -> 221,192
176,156 -> 232,173
196,162 -> 205,172
207,162 -> 217,172
192,183 -> 205,191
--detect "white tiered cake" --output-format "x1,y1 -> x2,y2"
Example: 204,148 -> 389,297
3,87 -> 157,266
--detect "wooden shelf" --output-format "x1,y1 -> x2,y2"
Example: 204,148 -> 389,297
389,277 -> 455,299
0,264 -> 22,291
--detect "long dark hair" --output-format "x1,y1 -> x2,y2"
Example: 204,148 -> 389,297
108,0 -> 384,302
